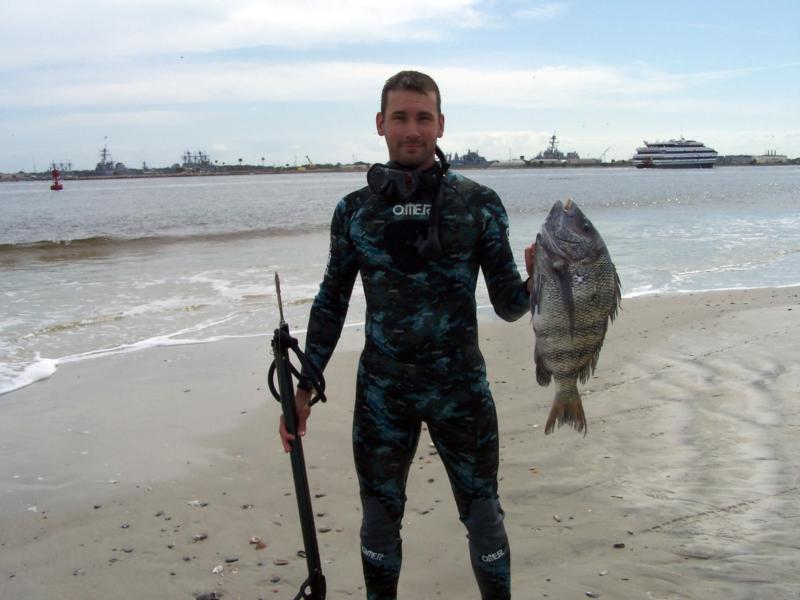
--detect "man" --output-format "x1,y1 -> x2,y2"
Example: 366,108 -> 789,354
280,70 -> 534,600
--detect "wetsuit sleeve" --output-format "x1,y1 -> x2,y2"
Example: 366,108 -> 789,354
478,192 -> 530,322
303,199 -> 359,377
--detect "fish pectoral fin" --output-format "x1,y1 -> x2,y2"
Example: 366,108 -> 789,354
544,388 -> 587,436
531,272 -> 545,314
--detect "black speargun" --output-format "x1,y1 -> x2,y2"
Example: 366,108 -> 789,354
268,272 -> 327,600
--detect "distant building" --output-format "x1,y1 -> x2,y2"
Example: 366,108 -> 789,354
754,150 -> 788,165
181,150 -> 214,171
490,157 -> 526,168
717,155 -> 754,166
447,149 -> 489,168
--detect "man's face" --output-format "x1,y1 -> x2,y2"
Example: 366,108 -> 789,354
376,90 -> 445,169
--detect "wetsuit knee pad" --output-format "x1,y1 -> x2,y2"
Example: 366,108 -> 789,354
360,495 -> 402,564
464,498 -> 509,564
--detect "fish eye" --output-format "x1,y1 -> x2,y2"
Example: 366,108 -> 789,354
583,221 -> 592,233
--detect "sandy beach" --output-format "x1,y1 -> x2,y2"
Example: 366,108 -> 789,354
1,286 -> 799,600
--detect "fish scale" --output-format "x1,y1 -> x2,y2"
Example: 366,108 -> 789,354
531,199 -> 620,435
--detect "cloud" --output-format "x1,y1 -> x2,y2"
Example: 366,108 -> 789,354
513,2 -> 567,20
18,110 -> 215,130
0,62 -> 388,108
437,64 -> 681,108
0,0 -> 488,69
0,60 -> 728,110
5,57 -> 797,147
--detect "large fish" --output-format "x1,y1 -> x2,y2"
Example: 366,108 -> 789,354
531,199 -> 620,435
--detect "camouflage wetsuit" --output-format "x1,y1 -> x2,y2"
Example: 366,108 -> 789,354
303,165 -> 529,600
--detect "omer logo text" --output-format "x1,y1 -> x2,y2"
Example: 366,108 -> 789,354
361,546 -> 385,562
393,204 -> 431,217
481,548 -> 507,563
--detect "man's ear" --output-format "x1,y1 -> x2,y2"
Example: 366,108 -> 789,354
437,113 -> 445,138
376,112 -> 385,136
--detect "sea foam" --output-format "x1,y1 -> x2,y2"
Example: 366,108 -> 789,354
0,356 -> 58,396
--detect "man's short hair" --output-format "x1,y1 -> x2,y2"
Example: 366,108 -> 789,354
381,70 -> 441,115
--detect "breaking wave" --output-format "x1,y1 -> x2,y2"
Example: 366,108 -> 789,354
0,315 -> 369,397
0,225 -> 329,261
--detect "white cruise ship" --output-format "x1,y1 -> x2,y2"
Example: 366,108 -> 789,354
632,138 -> 718,168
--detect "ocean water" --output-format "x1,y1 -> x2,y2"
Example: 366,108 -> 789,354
1,166 -> 799,395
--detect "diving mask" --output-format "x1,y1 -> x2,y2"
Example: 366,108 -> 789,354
367,146 -> 450,259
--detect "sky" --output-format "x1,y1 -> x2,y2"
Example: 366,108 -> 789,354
1,0 -> 799,172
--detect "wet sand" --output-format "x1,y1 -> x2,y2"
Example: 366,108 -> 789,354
1,287 -> 799,599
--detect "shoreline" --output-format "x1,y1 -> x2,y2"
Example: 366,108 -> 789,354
1,286 -> 799,598
4,161 -> 799,184
4,284 -> 800,399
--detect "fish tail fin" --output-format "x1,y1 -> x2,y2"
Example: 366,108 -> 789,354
544,387 -> 587,436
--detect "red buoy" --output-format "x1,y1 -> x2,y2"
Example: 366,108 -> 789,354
50,168 -> 63,191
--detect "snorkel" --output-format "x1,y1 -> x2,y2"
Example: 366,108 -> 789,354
415,146 -> 449,259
